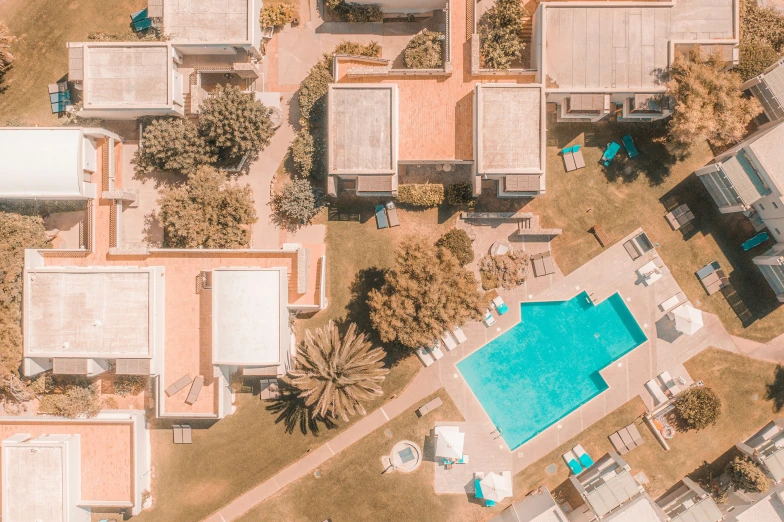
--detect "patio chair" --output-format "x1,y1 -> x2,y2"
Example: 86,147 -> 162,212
165,374 -> 192,397
185,375 -> 204,405
622,134 -> 638,158
573,145 -> 586,170
375,205 -> 388,229
492,296 -> 509,315
601,142 -> 621,167
483,310 -> 496,327
451,326 -> 468,344
415,346 -> 434,367
573,444 -> 594,468
645,379 -> 668,405
440,331 -> 457,351
427,342 -> 444,360
658,371 -> 681,396
562,146 -> 577,172
609,432 -> 629,455
182,425 -> 192,444
626,423 -> 644,447
386,201 -> 400,227
173,425 -> 183,444
562,450 -> 583,475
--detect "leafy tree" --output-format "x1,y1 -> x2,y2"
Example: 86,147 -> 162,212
437,229 -> 474,266
158,166 -> 257,248
479,249 -> 529,290
0,22 -> 15,76
198,85 -> 275,161
41,384 -> 102,418
404,30 -> 443,69
289,321 -> 389,421
368,239 -> 484,349
271,178 -> 322,229
675,386 -> 722,431
739,0 -> 784,81
478,0 -> 526,70
726,456 -> 770,493
666,49 -> 762,148
291,130 -> 314,176
113,375 -> 148,396
736,37 -> 780,82
134,118 -> 215,175
445,182 -> 477,208
261,3 -> 296,27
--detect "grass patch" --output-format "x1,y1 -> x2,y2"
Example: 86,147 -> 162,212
0,0 -> 145,125
531,121 -> 784,342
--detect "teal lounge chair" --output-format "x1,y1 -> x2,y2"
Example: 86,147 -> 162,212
130,8 -> 148,23
601,142 -> 621,167
622,135 -> 638,158
134,18 -> 153,31
375,205 -> 388,229
486,500 -> 496,507
562,450 -> 583,475
742,232 -> 769,251
475,478 -> 484,499
573,444 -> 594,468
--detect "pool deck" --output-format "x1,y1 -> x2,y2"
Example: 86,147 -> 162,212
433,227 -> 739,481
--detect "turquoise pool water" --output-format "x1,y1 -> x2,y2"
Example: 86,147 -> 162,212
456,292 -> 647,450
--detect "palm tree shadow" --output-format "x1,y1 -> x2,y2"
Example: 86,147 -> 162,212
765,366 -> 784,412
265,380 -> 338,435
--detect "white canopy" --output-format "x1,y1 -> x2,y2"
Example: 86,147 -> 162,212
480,472 -> 513,502
434,426 -> 465,459
673,304 -> 704,335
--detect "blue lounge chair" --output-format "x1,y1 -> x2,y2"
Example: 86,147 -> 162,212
486,499 -> 496,507
51,101 -> 70,114
375,205 -> 388,229
601,142 -> 621,167
492,296 -> 508,315
133,18 -> 153,31
475,478 -> 484,499
49,90 -> 71,103
573,444 -> 594,469
130,8 -> 148,23
622,134 -> 638,158
742,232 -> 769,251
563,450 -> 583,475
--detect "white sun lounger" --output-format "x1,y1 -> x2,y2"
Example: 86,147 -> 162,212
483,310 -> 496,327
440,331 -> 457,351
451,326 -> 468,344
428,342 -> 445,360
645,379 -> 669,405
658,371 -> 682,396
416,346 -> 434,367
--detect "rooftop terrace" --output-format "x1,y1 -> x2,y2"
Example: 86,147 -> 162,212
163,0 -> 250,43
84,44 -> 169,106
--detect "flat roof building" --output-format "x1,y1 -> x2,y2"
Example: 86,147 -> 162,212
737,419 -> 784,484
491,486 -> 569,522
656,477 -> 723,522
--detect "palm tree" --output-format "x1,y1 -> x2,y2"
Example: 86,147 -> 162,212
0,23 -> 15,73
289,321 -> 389,421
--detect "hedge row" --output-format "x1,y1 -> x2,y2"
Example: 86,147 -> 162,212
396,183 -> 445,207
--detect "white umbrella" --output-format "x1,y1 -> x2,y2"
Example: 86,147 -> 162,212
673,304 -> 704,335
434,426 -> 465,459
480,472 -> 512,502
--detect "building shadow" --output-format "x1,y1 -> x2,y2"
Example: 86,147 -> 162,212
765,365 -> 784,412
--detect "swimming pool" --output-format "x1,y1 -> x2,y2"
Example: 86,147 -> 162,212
456,292 -> 647,450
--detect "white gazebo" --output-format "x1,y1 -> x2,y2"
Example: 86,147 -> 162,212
434,426 -> 465,460
480,471 -> 513,502
673,304 -> 704,335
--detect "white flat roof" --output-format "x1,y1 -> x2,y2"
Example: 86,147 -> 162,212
735,491 -> 784,522
25,268 -> 155,357
607,495 -> 664,522
0,128 -> 83,198
85,44 -> 169,106
3,441 -> 67,522
164,0 -> 250,43
212,268 -> 284,365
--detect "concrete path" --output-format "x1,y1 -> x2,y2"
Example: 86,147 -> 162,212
203,367 -> 443,522
730,332 -> 784,365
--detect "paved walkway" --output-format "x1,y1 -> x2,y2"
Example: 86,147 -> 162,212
203,367 -> 443,521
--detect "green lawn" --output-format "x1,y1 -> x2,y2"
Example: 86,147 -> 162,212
234,349 -> 784,522
530,121 -> 784,342
0,0 -> 145,126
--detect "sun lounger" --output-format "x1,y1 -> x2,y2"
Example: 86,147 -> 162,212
185,376 -> 204,405
742,232 -> 769,251
532,252 -> 555,277
416,396 -> 443,417
165,374 -> 192,397
622,135 -> 638,158
483,310 -> 496,327
173,425 -> 183,444
626,423 -> 644,447
563,147 -> 577,172
130,7 -> 148,22
658,371 -> 681,396
623,239 -> 642,260
386,201 -> 400,227
440,331 -> 457,351
182,425 -> 192,444
659,292 -> 686,313
645,379 -> 669,405
133,17 -> 153,31
601,142 -> 621,167
619,427 -> 636,450
573,145 -> 586,169
609,432 -> 629,455
573,444 -> 595,468
428,343 -> 445,360
415,346 -> 434,367
451,326 -> 468,344
375,205 -> 388,229
492,296 -> 509,315
562,450 -> 583,475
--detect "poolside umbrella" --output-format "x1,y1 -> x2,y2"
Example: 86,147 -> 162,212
434,426 -> 465,459
673,304 -> 704,335
480,472 -> 512,502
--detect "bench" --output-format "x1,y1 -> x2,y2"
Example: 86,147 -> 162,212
592,224 -> 610,247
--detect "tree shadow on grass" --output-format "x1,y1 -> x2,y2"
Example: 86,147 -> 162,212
265,379 -> 339,436
765,366 -> 784,412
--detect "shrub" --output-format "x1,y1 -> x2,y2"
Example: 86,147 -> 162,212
272,178 -> 322,228
478,0 -> 526,70
198,85 -> 275,162
736,37 -> 780,82
404,30 -> 443,69
41,384 -> 102,418
675,386 -> 721,430
113,375 -> 148,396
326,0 -> 383,22
261,3 -> 296,27
726,456 -> 770,493
368,239 -> 484,349
333,41 -> 381,57
0,22 -> 16,76
0,374 -> 31,415
135,118 -> 215,175
298,59 -> 333,125
479,249 -> 529,290
291,130 -> 315,176
437,229 -> 474,266
158,166 -> 257,248
397,183 -> 445,207
740,0 -> 784,56
445,182 -> 476,208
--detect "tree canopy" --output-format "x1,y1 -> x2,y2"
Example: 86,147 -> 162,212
726,456 -> 770,493
134,118 -> 216,175
478,0 -> 526,70
157,166 -> 257,248
368,238 -> 484,349
675,386 -> 722,431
